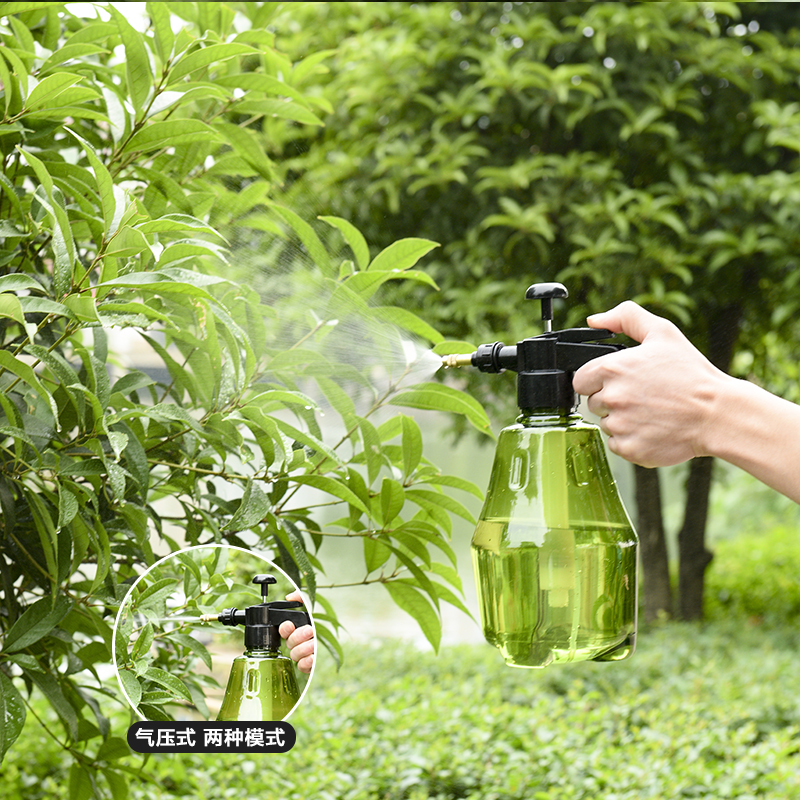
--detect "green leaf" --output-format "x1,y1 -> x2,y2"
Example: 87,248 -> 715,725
143,667 -> 192,702
0,293 -> 25,326
3,595 -> 73,653
69,128 -> 115,230
108,5 -> 151,113
18,296 -> 75,319
357,417 -> 383,486
236,97 -> 324,126
423,474 -> 484,500
368,238 -> 439,272
63,294 -> 100,323
429,579 -> 474,620
400,414 -> 423,479
269,203 -> 331,273
97,737 -> 131,763
390,383 -> 493,437
291,48 -> 337,85
272,417 -> 345,468
167,43 -> 256,84
380,477 -> 405,526
101,769 -> 129,800
68,763 -> 93,800
38,42 -> 108,74
371,306 -> 443,344
363,534 -> 392,572
405,488 -> 476,524
135,213 -> 225,238
291,475 -> 369,515
57,486 -> 79,531
27,670 -> 78,740
0,672 -> 26,763
18,149 -> 75,297
394,520 -> 458,567
213,120 -> 274,180
125,120 -> 221,153
137,577 -> 175,609
147,1 -> 174,63
117,669 -> 142,710
221,479 -> 271,532
25,72 -> 83,111
168,633 -> 212,671
282,519 -> 317,601
0,171 -> 23,221
0,274 -> 40,293
131,622 -> 154,662
319,215 -> 370,270
2,2 -> 62,16
384,580 -> 441,652
215,71 -> 311,106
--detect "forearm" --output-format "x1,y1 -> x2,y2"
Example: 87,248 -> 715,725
704,375 -> 800,504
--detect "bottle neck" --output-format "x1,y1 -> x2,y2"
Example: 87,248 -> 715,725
516,409 -> 580,426
243,647 -> 280,659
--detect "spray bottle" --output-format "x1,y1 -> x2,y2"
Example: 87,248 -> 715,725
443,283 -> 638,668
201,575 -> 311,720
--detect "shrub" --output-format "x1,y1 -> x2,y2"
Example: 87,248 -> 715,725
0,3 -> 487,792
704,526 -> 800,625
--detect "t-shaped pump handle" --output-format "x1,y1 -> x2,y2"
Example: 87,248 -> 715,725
252,574 -> 277,601
525,282 -> 568,332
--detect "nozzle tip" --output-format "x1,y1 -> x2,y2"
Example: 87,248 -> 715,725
441,353 -> 473,369
199,614 -> 217,623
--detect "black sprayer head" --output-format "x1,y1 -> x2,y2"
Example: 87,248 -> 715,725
441,282 -> 625,413
206,575 -> 311,653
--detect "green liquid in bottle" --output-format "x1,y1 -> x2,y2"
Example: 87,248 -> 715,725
472,522 -> 636,668
216,650 -> 300,721
471,412 -> 638,668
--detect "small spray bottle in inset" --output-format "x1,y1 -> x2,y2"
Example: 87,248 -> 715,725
443,283 -> 638,668
201,575 -> 311,720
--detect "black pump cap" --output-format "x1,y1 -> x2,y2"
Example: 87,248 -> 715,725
468,282 -> 625,412
217,575 -> 311,653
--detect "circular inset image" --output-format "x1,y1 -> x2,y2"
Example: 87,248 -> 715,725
113,546 -> 315,721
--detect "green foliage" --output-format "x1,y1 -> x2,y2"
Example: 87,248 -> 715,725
705,526 -> 800,626
0,2 -> 488,789
270,1 -> 800,420
3,622 -> 800,799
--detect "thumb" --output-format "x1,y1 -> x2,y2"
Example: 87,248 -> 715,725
586,300 -> 667,345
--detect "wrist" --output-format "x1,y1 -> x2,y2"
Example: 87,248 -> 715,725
695,370 -> 741,459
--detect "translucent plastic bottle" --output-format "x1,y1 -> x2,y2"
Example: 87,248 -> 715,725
471,410 -> 638,668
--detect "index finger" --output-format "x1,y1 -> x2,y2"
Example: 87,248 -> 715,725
573,355 -> 609,397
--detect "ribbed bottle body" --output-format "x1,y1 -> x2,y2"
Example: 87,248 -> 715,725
471,413 -> 638,668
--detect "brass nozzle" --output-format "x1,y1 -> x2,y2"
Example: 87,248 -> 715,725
199,614 -> 218,623
441,353 -> 474,369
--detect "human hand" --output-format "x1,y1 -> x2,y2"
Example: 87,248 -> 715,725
572,301 -> 731,468
278,590 -> 315,674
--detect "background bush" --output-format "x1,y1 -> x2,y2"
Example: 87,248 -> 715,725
704,525 -> 800,626
3,620 -> 799,800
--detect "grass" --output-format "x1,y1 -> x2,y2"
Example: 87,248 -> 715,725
4,620 -> 798,800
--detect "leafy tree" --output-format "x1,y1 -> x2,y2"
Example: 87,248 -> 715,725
267,0 -> 800,621
0,2 -> 488,792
